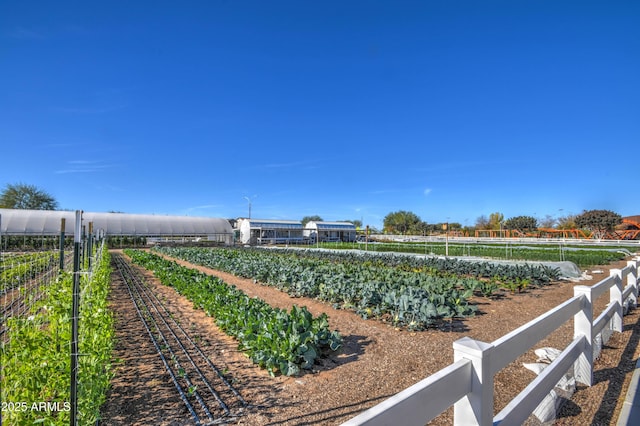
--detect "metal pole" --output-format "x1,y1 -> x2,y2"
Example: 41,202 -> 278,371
88,222 -> 93,269
244,196 -> 252,219
81,225 -> 86,268
59,218 -> 66,272
444,222 -> 449,257
365,225 -> 369,252
70,210 -> 82,426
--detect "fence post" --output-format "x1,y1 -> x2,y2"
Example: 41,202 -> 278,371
453,337 -> 494,426
59,218 -> 66,272
573,286 -> 593,386
609,269 -> 624,333
87,222 -> 93,269
70,210 -> 82,426
627,260 -> 639,309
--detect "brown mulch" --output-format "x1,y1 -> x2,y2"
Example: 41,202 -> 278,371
101,251 -> 640,425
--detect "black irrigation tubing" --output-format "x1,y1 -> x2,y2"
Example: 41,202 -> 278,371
115,253 -> 245,425
118,254 -> 246,422
123,262 -> 215,423
130,261 -> 248,413
115,254 -> 204,425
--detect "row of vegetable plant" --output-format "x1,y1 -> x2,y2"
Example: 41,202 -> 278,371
319,241 -> 628,266
153,247 -> 487,330
124,249 -> 342,376
259,248 -> 562,286
0,251 -> 58,292
0,246 -> 114,425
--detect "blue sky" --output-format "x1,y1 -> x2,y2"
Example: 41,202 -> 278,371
1,1 -> 638,230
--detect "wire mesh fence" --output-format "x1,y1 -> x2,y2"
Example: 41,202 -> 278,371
1,212 -> 112,426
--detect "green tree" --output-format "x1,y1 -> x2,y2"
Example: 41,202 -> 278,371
0,183 -> 58,210
557,214 -> 577,230
575,209 -> 622,238
504,215 -> 538,231
302,215 -> 323,227
488,212 -> 505,230
383,210 -> 423,235
448,222 -> 462,230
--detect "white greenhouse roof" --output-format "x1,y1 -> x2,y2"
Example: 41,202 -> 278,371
247,219 -> 303,229
0,209 -> 233,236
307,221 -> 356,230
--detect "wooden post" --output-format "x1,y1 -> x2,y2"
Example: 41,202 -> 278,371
626,260 -> 638,309
609,269 -> 624,333
573,285 -> 594,386
453,337 -> 494,426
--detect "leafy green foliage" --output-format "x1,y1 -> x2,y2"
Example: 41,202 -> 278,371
0,246 -> 114,425
575,209 -> 623,237
0,182 -> 58,210
316,240 -> 625,267
154,247 -> 491,330
383,210 -> 424,235
0,252 -> 58,292
125,249 -> 341,376
504,215 -> 538,231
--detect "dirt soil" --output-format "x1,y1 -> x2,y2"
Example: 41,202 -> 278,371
101,251 -> 640,425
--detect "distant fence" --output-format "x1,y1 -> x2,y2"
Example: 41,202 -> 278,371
342,257 -> 640,426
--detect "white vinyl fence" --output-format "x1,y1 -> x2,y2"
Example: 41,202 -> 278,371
343,257 -> 640,426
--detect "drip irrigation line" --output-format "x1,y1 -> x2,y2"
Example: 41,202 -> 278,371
114,253 -> 245,424
116,254 -> 203,425
132,267 -> 241,414
117,255 -> 214,422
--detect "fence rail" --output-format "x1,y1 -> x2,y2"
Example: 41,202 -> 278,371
343,257 -> 640,426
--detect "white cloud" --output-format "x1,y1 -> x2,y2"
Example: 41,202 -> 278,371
53,105 -> 126,114
54,160 -> 116,174
424,188 -> 432,196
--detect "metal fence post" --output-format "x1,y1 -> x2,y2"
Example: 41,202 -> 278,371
573,286 -> 593,386
70,210 -> 82,426
59,218 -> 66,272
87,222 -> 93,269
453,337 -> 494,426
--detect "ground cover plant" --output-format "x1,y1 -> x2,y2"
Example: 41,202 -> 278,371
0,246 -> 114,425
125,249 -> 342,376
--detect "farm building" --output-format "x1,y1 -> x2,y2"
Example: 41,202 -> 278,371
304,221 -> 357,242
238,218 -> 304,245
0,208 -> 234,244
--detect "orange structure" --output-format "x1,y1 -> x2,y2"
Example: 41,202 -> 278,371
473,216 -> 640,240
